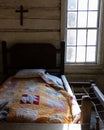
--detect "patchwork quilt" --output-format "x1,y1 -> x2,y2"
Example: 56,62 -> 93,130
0,74 -> 78,123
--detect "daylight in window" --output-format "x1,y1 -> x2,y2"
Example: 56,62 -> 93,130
66,0 -> 100,63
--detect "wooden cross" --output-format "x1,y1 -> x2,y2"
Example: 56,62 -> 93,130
15,5 -> 28,26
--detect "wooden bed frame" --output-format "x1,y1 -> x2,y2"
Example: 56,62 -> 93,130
70,81 -> 104,130
0,41 -> 103,130
1,41 -> 65,76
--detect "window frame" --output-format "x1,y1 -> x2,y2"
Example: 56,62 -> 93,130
66,0 -> 100,64
61,0 -> 104,73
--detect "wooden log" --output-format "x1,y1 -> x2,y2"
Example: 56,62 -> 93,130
0,8 -> 60,19
0,0 -> 60,8
0,32 -> 60,43
0,19 -> 60,29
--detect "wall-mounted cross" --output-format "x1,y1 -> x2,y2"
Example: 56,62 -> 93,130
15,5 -> 28,26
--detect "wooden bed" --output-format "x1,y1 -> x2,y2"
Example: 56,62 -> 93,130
70,81 -> 104,130
0,41 -> 102,130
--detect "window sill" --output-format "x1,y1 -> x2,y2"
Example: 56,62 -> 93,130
65,63 -> 104,74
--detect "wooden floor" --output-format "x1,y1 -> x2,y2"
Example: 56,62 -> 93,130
69,81 -> 104,130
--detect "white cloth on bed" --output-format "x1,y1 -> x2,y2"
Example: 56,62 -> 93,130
14,69 -> 46,78
39,73 -> 64,88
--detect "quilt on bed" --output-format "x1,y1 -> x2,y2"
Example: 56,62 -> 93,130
0,73 -> 78,123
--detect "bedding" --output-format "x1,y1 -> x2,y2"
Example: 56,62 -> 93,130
14,69 -> 46,78
0,72 -> 79,123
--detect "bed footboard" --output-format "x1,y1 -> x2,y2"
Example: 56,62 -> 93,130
70,81 -> 104,130
81,95 -> 92,130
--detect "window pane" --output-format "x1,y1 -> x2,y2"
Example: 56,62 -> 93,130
76,47 -> 85,62
87,30 -> 97,45
68,0 -> 77,10
66,0 -> 100,63
88,12 -> 98,27
77,30 -> 86,45
66,47 -> 76,62
67,12 -> 77,28
89,0 -> 98,10
78,0 -> 88,10
78,12 -> 87,27
67,30 -> 76,45
86,47 -> 96,62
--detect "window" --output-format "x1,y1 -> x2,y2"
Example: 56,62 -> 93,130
66,0 -> 101,64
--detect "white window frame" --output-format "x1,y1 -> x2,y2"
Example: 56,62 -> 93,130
61,0 -> 104,73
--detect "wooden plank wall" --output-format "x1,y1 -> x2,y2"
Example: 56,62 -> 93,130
0,0 -> 61,44
0,0 -> 62,73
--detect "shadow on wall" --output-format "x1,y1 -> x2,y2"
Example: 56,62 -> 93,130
0,43 -> 2,73
0,52 -> 2,74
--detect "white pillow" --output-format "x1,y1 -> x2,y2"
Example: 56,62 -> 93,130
40,73 -> 64,88
14,69 -> 46,78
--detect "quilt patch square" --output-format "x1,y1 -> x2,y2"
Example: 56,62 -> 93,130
47,98 -> 66,111
20,94 -> 39,105
16,108 -> 38,121
5,82 -> 19,88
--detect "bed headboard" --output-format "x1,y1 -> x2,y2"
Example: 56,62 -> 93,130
1,41 -> 65,76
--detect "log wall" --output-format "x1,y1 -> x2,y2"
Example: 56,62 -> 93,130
0,0 -> 61,44
0,0 -> 62,72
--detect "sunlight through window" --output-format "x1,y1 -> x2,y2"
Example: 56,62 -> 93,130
66,0 -> 100,63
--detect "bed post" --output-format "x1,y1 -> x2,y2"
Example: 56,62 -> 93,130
1,41 -> 8,75
60,41 -> 65,75
81,95 -> 92,130
91,83 -> 104,107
